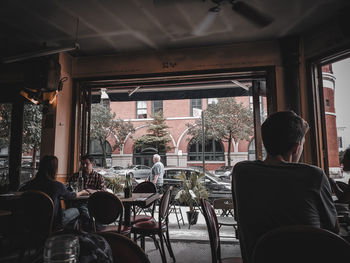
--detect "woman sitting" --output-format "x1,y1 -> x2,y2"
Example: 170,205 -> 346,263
20,155 -> 88,230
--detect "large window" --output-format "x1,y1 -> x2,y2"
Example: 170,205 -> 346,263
0,103 -> 11,188
190,99 -> 202,116
317,58 -> 350,178
188,139 -> 224,161
152,100 -> 163,115
136,101 -> 147,119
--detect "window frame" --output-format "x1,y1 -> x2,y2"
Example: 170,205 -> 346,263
136,101 -> 147,119
151,100 -> 163,115
190,98 -> 202,116
187,139 -> 224,161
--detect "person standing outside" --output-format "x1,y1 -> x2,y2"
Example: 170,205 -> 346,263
67,154 -> 106,231
150,154 -> 164,193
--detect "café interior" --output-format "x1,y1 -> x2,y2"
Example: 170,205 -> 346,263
1,0 -> 350,262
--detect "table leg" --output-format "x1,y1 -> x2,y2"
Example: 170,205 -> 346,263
124,203 -> 132,226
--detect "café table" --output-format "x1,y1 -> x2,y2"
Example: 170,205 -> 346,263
119,193 -> 159,226
76,192 -> 159,227
1,191 -> 160,227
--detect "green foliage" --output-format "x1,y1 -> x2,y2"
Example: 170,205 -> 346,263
90,102 -> 135,166
134,111 -> 172,153
186,98 -> 254,165
104,176 -> 124,194
0,104 -> 11,149
0,103 -> 42,169
177,171 -> 208,212
22,104 -> 43,154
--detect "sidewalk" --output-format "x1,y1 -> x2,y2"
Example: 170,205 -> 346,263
154,205 -> 239,243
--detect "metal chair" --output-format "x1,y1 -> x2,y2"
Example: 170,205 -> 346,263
169,199 -> 185,229
253,225 -> 350,263
169,190 -> 185,229
200,198 -> 243,263
132,186 -> 175,263
97,232 -> 150,263
213,198 -> 238,238
88,191 -> 131,235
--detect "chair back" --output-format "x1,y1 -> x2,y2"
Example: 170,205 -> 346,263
88,191 -> 124,232
15,190 -> 54,243
133,181 -> 157,209
158,186 -> 173,224
200,198 -> 221,263
336,181 -> 348,191
253,225 -> 350,263
213,198 -> 234,216
98,232 -> 150,263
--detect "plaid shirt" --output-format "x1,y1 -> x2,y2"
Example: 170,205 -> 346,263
68,170 -> 106,191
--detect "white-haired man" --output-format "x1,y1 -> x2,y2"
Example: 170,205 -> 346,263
150,154 -> 164,193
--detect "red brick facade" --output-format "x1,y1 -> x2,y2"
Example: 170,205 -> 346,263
322,65 -> 340,173
108,97 -> 253,170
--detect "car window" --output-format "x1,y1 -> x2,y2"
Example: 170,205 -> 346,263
165,170 -> 182,179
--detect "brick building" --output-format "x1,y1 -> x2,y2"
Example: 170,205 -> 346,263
101,95 -> 256,171
322,64 -> 341,176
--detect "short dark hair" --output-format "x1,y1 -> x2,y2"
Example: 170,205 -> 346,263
261,111 -> 309,156
81,154 -> 95,164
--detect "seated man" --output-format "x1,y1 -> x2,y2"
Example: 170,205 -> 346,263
67,155 -> 106,231
232,111 -> 338,263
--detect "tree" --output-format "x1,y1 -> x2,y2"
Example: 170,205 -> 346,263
90,102 -> 135,167
186,97 -> 254,166
22,104 -> 43,171
0,103 -> 42,173
134,111 -> 172,153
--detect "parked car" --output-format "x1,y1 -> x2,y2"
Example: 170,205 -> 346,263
116,165 -> 151,179
113,165 -> 124,171
163,167 -> 231,201
215,166 -> 233,180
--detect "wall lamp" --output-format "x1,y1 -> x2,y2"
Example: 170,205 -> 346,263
2,43 -> 80,64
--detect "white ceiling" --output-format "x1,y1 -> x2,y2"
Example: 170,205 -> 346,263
0,0 -> 348,59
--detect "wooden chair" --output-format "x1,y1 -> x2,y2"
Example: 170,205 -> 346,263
98,232 -> 150,263
131,181 -> 157,224
213,198 -> 238,238
88,191 -> 131,235
132,186 -> 175,263
13,190 -> 54,261
253,225 -> 350,263
200,198 -> 243,263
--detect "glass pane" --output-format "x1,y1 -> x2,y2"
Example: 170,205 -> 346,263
323,59 -> 350,180
137,101 -> 147,108
0,103 -> 12,191
21,103 -> 42,186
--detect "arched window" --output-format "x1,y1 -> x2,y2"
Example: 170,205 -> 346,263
188,139 -> 224,161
